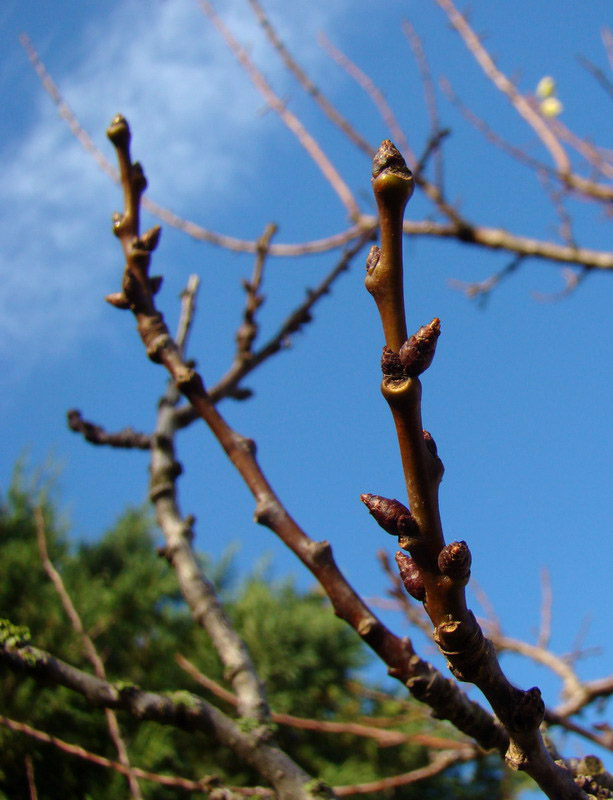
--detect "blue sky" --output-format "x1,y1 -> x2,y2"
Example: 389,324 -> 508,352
1,0 -> 612,790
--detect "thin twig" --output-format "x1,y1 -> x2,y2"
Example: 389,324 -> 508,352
538,568 -> 553,650
246,0 -> 373,157
333,749 -> 476,796
433,0 -> 570,173
236,223 -> 277,362
402,19 -> 445,188
177,654 -> 474,750
318,32 -> 414,165
196,0 -> 361,221
34,507 -> 143,799
66,409 -> 151,449
434,0 -> 613,201
25,754 -> 38,800
0,715 -> 253,797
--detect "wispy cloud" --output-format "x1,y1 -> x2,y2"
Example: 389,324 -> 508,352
0,0 -> 350,377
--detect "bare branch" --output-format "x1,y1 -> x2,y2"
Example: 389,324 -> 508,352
364,139 -> 586,800
318,32 -> 414,164
0,633 -> 328,800
34,507 -> 143,799
196,0 -> 361,221
106,114 -> 508,757
1,715 -> 251,797
67,409 -> 151,449
333,749 -> 477,796
246,0 -> 373,157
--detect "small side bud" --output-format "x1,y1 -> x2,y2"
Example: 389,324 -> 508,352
365,245 -> 380,274
107,114 -> 131,148
105,291 -> 131,309
149,276 -> 163,295
381,346 -> 404,378
423,430 -> 445,481
395,552 -> 425,601
361,494 -> 419,538
438,541 -> 472,581
131,161 -> 148,194
398,318 -> 441,378
140,225 -> 162,252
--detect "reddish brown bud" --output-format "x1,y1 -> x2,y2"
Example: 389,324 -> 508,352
361,494 -> 419,539
139,225 -> 162,252
438,541 -> 472,581
398,318 -> 441,378
395,552 -> 425,601
149,276 -> 163,295
423,430 -> 445,481
381,346 -> 404,378
372,140 -> 412,180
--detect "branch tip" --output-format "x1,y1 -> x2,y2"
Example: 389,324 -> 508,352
106,114 -> 131,149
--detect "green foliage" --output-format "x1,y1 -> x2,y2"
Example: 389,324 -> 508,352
0,479 -> 519,798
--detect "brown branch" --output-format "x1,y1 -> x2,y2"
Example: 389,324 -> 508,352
149,280 -> 271,725
105,114 -> 509,757
66,409 -> 151,449
434,0 -> 613,202
318,32 -> 414,165
246,0 -> 373,158
175,230 -> 374,425
0,634 -> 328,800
448,255 -> 524,306
363,139 -> 586,800
0,715 -> 249,796
235,223 -> 277,362
25,754 -> 38,800
402,19 -> 445,188
333,749 -> 476,796
34,507 -> 143,800
177,654 -> 474,751
196,0 -> 361,222
433,0 -> 570,174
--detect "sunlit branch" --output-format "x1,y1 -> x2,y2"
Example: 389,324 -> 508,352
318,32 -> 414,164
196,0 -> 361,221
246,0 -> 373,157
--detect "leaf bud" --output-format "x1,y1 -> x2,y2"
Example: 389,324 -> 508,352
360,494 -> 419,538
398,318 -> 441,378
438,540 -> 471,581
395,552 -> 425,601
106,114 -> 131,149
365,245 -> 380,273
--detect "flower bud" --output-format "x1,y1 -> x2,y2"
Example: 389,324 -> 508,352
438,541 -> 472,581
395,552 -> 425,601
360,494 -> 419,538
398,318 -> 441,378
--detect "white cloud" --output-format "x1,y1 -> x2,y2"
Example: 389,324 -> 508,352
0,0 -> 351,376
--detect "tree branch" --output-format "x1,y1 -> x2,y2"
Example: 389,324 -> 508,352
34,507 -> 143,799
363,139 -> 588,800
